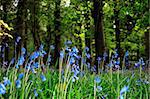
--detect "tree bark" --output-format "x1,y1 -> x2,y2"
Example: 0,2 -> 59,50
54,0 -> 61,69
31,0 -> 41,49
93,0 -> 105,73
16,0 -> 27,59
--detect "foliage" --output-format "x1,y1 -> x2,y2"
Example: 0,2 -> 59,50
0,20 -> 13,39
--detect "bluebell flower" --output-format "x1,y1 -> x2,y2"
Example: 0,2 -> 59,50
86,53 -> 91,59
0,83 -> 6,90
86,62 -> 91,69
134,62 -> 140,68
3,61 -> 8,66
115,60 -> 120,65
31,67 -> 36,73
34,89 -> 38,97
120,86 -> 129,95
3,77 -> 11,86
60,51 -> 65,59
16,36 -> 21,42
18,73 -> 24,79
139,58 -> 145,66
97,86 -> 102,92
0,83 -> 6,95
21,47 -> 26,55
65,47 -> 71,52
30,51 -> 39,60
40,74 -> 46,82
40,50 -> 47,57
15,63 -> 19,69
85,47 -> 89,52
72,46 -> 79,53
16,79 -> 21,88
97,57 -> 101,61
0,88 -> 6,95
39,44 -> 44,51
65,40 -> 72,45
94,76 -> 101,83
18,56 -> 25,65
33,62 -> 39,68
125,51 -> 129,57
70,57 -> 75,65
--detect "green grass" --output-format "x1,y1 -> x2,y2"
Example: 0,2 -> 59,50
0,66 -> 149,99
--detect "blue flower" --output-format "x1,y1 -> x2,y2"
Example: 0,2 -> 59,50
60,51 -> 65,59
18,73 -> 24,79
18,56 -> 25,65
16,36 -> 21,42
3,77 -> 11,86
34,89 -> 38,97
97,57 -> 101,61
86,53 -> 91,59
39,44 -> 44,51
40,50 -> 47,57
65,40 -> 72,45
120,86 -> 129,95
16,79 -> 21,88
33,62 -> 39,68
97,86 -> 102,92
0,88 -> 6,95
21,47 -> 26,55
94,76 -> 101,83
40,74 -> 46,82
125,51 -> 129,57
30,51 -> 39,60
70,57 -> 75,65
72,46 -> 79,53
0,83 -> 6,90
85,47 -> 89,52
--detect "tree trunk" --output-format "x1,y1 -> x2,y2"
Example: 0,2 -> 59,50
93,0 -> 105,73
16,0 -> 27,59
31,0 -> 41,49
54,0 -> 61,69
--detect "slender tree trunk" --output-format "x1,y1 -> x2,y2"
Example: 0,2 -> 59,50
16,0 -> 27,59
54,0 -> 61,68
31,0 -> 41,49
93,0 -> 105,73
114,0 -> 123,69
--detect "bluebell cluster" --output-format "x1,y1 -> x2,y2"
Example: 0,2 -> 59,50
0,77 -> 11,95
134,58 -> 145,68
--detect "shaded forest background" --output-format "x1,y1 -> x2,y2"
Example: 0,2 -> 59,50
0,0 -> 149,69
